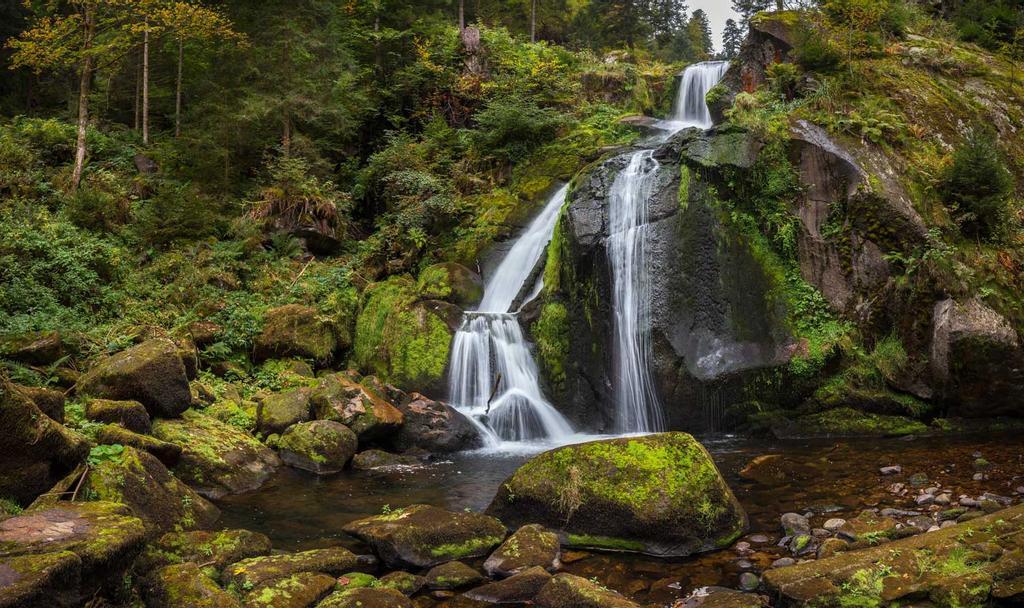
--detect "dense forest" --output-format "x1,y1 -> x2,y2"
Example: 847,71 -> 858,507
2,0 -> 1024,607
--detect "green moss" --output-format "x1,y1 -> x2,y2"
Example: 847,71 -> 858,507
429,535 -> 506,560
532,302 -> 570,387
790,407 -> 928,438
415,265 -> 452,300
678,165 -> 691,210
565,534 -> 646,552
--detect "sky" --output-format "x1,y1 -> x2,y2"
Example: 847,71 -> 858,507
690,0 -> 740,53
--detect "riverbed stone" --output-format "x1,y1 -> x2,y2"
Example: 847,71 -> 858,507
256,388 -> 313,435
738,454 -> 816,485
242,571 -> 336,608
221,546 -> 372,590
0,550 -> 81,608
780,513 -> 810,536
465,566 -> 553,604
426,561 -> 484,590
145,562 -> 242,608
342,504 -> 506,568
136,529 -> 272,575
379,571 -> 426,596
351,449 -> 422,471
483,524 -> 561,578
487,434 -> 746,558
390,392 -> 483,453
837,511 -> 898,542
534,573 -> 640,608
310,373 -> 404,441
278,420 -> 357,475
253,304 -> 337,363
86,399 -> 152,434
417,262 -> 484,308
152,409 -> 280,499
78,338 -> 192,418
318,587 -> 413,608
94,424 -> 182,468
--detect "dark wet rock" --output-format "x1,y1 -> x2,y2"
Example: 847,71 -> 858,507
78,338 -> 192,418
738,572 -> 759,591
86,399 -> 151,433
342,504 -> 506,569
278,420 -> 358,475
817,537 -> 848,559
837,511 -> 898,542
464,566 -> 552,604
670,127 -> 761,170
880,465 -> 902,475
417,262 -> 484,309
18,386 -> 65,423
677,587 -> 768,607
483,524 -> 561,578
788,534 -> 815,556
351,449 -> 423,471
534,573 -> 640,608
738,454 -> 816,485
145,562 -> 242,608
771,407 -> 927,439
0,331 -> 64,366
336,572 -> 379,591
256,388 -> 313,436
487,434 -> 746,557
770,557 -> 795,568
425,561 -> 484,590
136,529 -> 272,575
253,304 -> 337,364
95,424 -> 182,468
379,571 -> 426,596
310,373 -> 404,441
0,502 -> 146,605
152,410 -> 280,499
390,393 -> 482,453
221,546 -> 371,589
931,298 -> 1024,417
242,571 -> 336,608
318,587 -> 413,608
80,446 -> 219,536
779,514 -> 809,537
0,381 -> 89,504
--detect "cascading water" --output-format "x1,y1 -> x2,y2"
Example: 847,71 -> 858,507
608,61 -> 730,434
448,185 -> 576,448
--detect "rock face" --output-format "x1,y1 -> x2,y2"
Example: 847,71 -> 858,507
78,339 -> 192,418
931,298 -> 1024,417
253,304 -> 337,364
487,434 -> 747,557
256,387 -> 312,435
277,420 -> 358,474
310,373 -> 404,441
0,381 -> 89,504
389,392 -> 482,453
342,504 -> 506,568
0,502 -> 146,607
417,262 -> 484,308
152,410 -> 281,499
19,386 -> 65,423
85,399 -> 151,433
465,566 -> 553,604
242,572 -> 336,608
136,528 -> 272,574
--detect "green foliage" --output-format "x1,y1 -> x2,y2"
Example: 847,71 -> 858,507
533,302 -> 570,386
134,181 -> 226,247
954,0 -> 1023,50
792,26 -> 844,72
472,94 -> 570,164
942,126 -> 1015,241
87,444 -> 126,466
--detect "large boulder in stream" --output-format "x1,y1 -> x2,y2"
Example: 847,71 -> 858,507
277,420 -> 358,474
389,392 -> 483,453
253,304 -> 338,364
486,433 -> 747,557
342,504 -> 507,568
416,262 -> 484,308
310,373 -> 404,441
78,338 -> 192,418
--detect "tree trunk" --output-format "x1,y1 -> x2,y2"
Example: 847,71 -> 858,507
531,0 -> 537,42
282,114 -> 291,157
133,49 -> 141,131
776,0 -> 784,10
459,0 -> 465,31
142,19 -> 150,145
175,38 -> 183,137
71,6 -> 96,192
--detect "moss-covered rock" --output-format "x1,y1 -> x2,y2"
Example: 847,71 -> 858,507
317,587 -> 413,608
255,388 -> 312,436
483,524 -> 561,578
221,546 -> 372,590
94,424 -> 182,468
85,399 -> 151,433
350,449 -> 422,471
78,338 -> 192,418
136,528 -> 272,575
465,566 -> 553,604
416,262 -> 484,308
277,420 -> 357,475
309,373 -> 403,441
0,501 -> 146,603
0,331 -> 64,366
486,434 -> 747,558
352,276 -> 453,393
253,304 -> 337,364
19,385 -> 65,423
151,410 -> 281,499
80,446 -> 219,536
771,407 -> 929,439
242,571 -> 336,608
377,571 -> 425,596
342,504 -> 507,569
0,380 -> 89,504
389,392 -> 482,454
424,560 -> 484,590
144,562 -> 242,608
535,573 -> 640,608
0,550 -> 81,608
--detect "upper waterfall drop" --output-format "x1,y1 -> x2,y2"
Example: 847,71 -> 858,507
669,60 -> 730,129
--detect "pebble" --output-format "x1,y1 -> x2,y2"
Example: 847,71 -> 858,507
747,534 -> 770,544
916,493 -> 935,505
739,572 -> 760,591
982,492 -> 1012,505
781,513 -> 811,535
734,541 -> 752,554
881,508 -> 920,517
736,559 -> 753,569
909,473 -> 930,487
823,518 -> 847,532
940,520 -> 957,529
961,497 -> 982,508
771,557 -> 796,568
973,473 -> 986,481
1015,486 -> 1024,495
812,528 -> 831,538
888,483 -> 906,495
934,493 -> 952,506
880,465 -> 902,475
927,525 -> 941,533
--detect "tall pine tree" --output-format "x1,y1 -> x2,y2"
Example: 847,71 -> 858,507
722,17 -> 743,58
687,8 -> 713,58
732,0 -> 772,30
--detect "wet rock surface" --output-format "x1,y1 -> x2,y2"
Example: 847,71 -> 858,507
78,338 -> 193,418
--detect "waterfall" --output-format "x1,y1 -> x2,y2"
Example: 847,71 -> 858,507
448,185 -> 576,448
669,60 -> 730,128
607,61 -> 729,434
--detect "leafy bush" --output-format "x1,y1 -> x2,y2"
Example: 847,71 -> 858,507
134,181 -> 225,247
942,126 -> 1015,241
793,27 -> 844,73
955,0 -> 1022,50
249,155 -> 351,240
472,94 -> 569,164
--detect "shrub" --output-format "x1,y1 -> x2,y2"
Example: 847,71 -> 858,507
792,27 -> 844,73
471,94 -> 569,164
942,126 -> 1015,241
134,182 -> 225,247
249,155 -> 351,240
